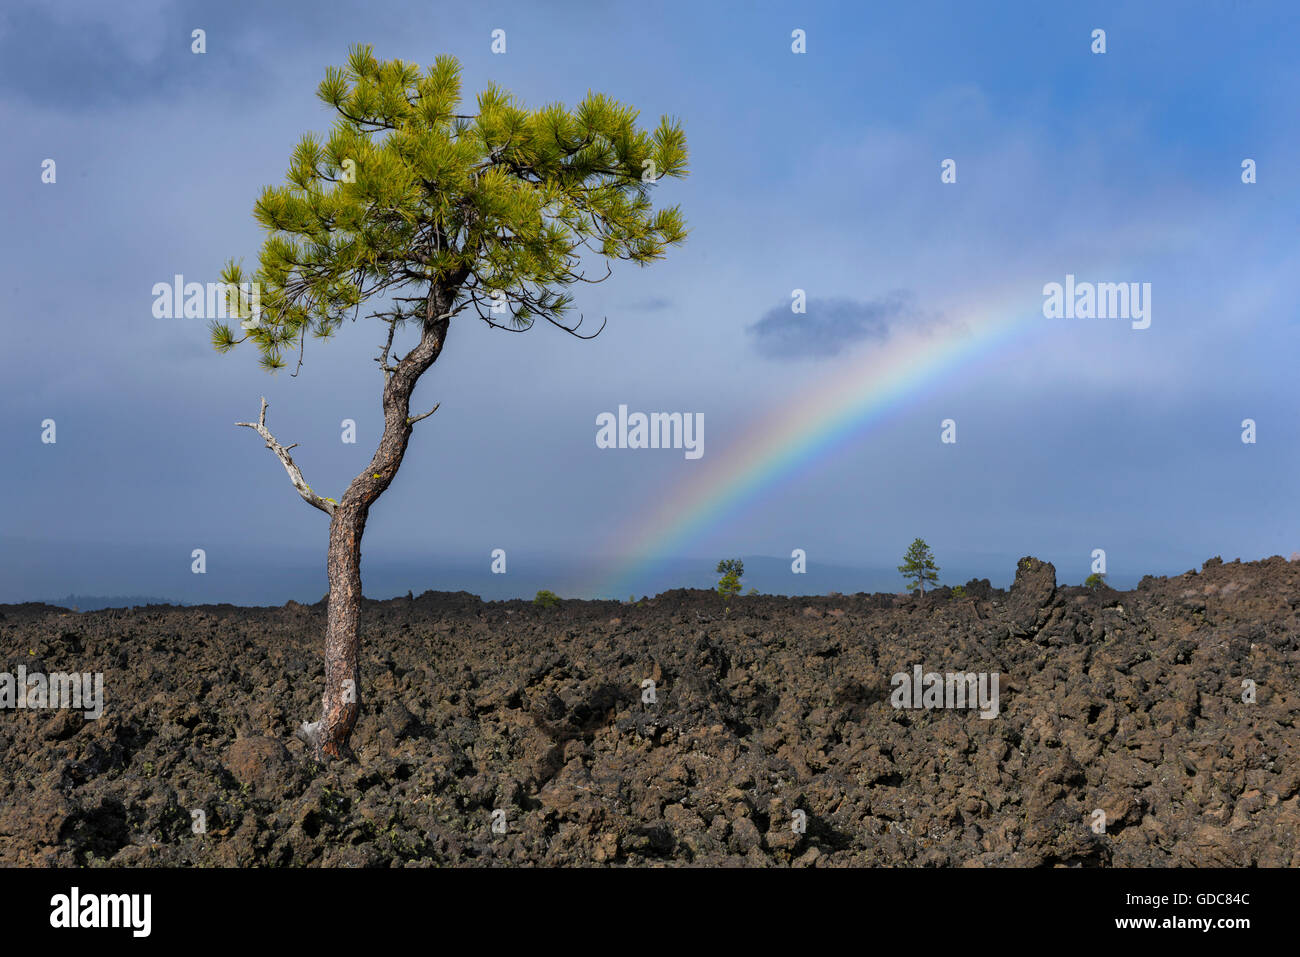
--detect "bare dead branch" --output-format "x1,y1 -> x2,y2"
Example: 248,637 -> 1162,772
407,402 -> 440,426
377,319 -> 398,383
236,397 -> 337,517
291,324 -> 308,377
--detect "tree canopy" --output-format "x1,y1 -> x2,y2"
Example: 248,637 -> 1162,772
212,44 -> 689,371
899,538 -> 940,593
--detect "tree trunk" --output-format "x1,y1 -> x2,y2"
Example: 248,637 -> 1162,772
305,291 -> 455,761
316,502 -> 366,759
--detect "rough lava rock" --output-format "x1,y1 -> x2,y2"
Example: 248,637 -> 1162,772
0,555 -> 1297,867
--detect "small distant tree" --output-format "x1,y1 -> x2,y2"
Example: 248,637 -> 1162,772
1084,572 -> 1106,589
898,538 -> 940,594
716,558 -> 744,600
533,589 -> 561,609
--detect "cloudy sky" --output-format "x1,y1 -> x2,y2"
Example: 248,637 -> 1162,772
2,0 -> 1297,603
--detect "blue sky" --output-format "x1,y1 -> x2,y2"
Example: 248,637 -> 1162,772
2,0 -> 1298,602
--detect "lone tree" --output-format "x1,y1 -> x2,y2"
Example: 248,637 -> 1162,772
215,46 -> 688,760
715,558 -> 743,600
898,538 -> 940,594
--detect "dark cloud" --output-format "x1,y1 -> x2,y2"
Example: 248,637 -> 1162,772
3,4 -> 185,108
746,292 -> 925,360
0,0 -> 325,110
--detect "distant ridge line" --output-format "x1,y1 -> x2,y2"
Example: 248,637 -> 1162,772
44,595 -> 189,612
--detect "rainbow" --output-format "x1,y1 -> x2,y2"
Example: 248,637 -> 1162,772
594,286 -> 1051,597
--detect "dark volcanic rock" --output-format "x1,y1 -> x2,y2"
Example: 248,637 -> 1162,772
223,736 -> 292,797
1005,556 -> 1057,635
1,555 -> 1298,866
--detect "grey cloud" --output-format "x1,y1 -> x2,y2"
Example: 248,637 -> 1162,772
746,292 -> 925,360
0,0 -> 311,109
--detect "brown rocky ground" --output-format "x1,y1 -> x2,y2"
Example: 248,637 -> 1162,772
1,555 -> 1297,867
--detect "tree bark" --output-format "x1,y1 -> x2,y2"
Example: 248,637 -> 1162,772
306,287 -> 456,760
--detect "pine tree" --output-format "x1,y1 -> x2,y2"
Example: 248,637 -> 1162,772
898,538 -> 940,594
715,558 -> 743,600
217,46 -> 688,760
